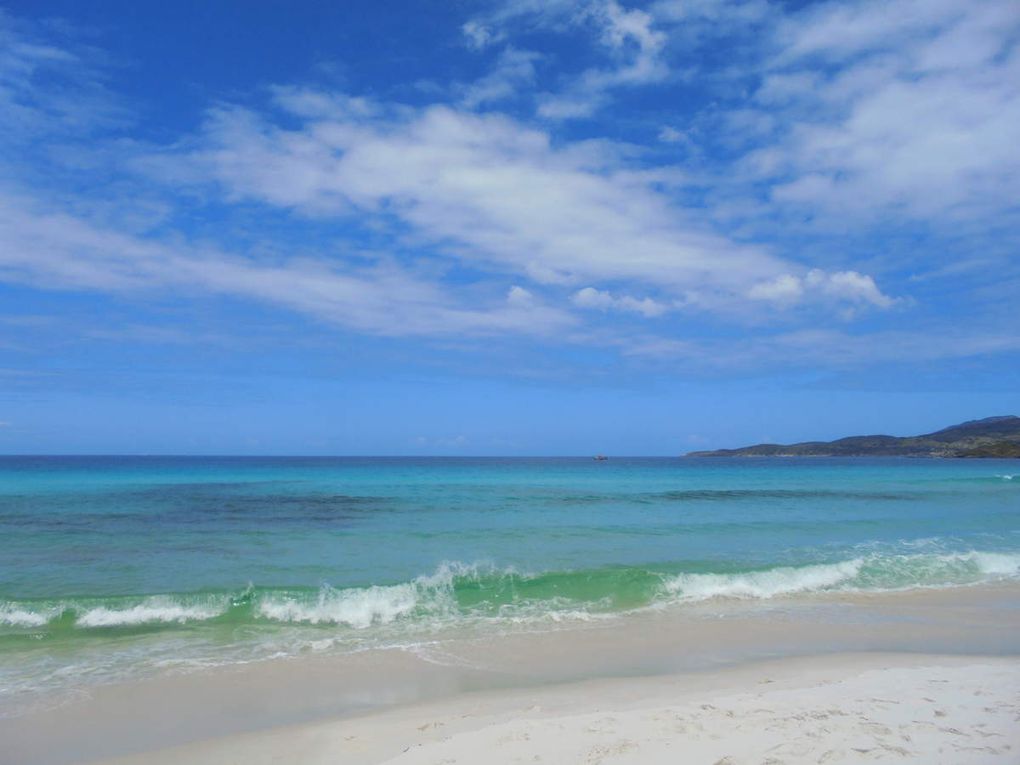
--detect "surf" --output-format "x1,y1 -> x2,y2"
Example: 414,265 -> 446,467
5,550 -> 1020,635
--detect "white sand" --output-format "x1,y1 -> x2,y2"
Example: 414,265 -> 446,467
101,654 -> 1020,765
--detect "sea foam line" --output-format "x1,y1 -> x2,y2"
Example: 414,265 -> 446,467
75,600 -> 227,628
0,605 -> 54,628
662,559 -> 863,602
3,552 -> 1020,630
660,550 -> 1020,603
256,583 -> 422,628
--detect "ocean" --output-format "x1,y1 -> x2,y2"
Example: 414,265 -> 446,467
1,456 -> 1018,712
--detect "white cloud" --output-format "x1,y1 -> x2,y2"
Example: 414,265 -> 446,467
0,11 -> 125,148
571,286 -> 616,310
506,285 -> 534,305
745,0 -> 1020,221
747,273 -> 803,304
761,328 -> 1020,367
535,94 -> 603,120
460,47 -> 539,108
464,0 -> 669,120
651,0 -> 772,26
618,325 -> 1020,370
572,287 -> 669,317
162,92 -> 796,301
657,125 -> 687,143
462,20 -> 502,50
0,193 -> 576,338
0,10 -> 908,360
772,0 -> 963,63
9,2 -> 992,374
538,0 -> 669,120
452,0 -> 1020,233
748,269 -> 897,310
461,0 -> 579,34
810,269 -> 895,308
617,335 -> 697,359
591,0 -> 667,84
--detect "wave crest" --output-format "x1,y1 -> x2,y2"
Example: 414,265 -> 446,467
663,551 -> 1020,603
3,551 -> 1019,634
257,583 -> 422,628
663,560 -> 863,601
0,605 -> 54,628
75,598 -> 227,628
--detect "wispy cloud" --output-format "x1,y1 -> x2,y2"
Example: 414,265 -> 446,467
0,0 -> 1014,379
162,93 -> 786,295
152,86 -> 901,321
459,47 -> 541,109
572,287 -> 669,317
743,0 -> 1020,222
620,327 -> 1020,371
464,0 -> 670,119
0,193 -> 575,337
0,10 -> 126,151
462,20 -> 504,51
538,0 -> 668,119
747,270 -> 898,311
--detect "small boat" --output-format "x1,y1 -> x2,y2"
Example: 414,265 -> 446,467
593,454 -> 608,461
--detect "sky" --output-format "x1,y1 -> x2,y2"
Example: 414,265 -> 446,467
0,0 -> 1018,455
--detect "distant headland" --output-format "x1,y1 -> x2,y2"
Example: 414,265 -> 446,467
687,416 -> 1020,458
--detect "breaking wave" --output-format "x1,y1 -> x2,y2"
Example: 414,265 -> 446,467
3,551 -> 1020,635
661,551 -> 1020,602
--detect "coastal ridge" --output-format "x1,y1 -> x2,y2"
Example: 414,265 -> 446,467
687,415 -> 1020,458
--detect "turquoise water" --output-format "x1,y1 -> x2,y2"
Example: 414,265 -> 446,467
1,456 -> 1019,705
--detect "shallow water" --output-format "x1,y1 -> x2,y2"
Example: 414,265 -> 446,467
1,456 -> 1018,707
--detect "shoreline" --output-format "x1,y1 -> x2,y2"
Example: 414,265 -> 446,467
3,582 -> 1019,764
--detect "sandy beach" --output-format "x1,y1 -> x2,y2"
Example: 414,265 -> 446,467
98,653 -> 1020,765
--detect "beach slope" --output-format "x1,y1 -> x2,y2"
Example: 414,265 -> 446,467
100,654 -> 1020,765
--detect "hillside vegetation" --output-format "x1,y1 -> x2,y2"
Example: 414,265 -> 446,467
687,416 -> 1020,458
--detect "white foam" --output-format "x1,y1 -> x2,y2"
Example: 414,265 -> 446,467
660,550 -> 1020,604
258,583 -> 422,628
255,561 -> 504,628
997,474 -> 1016,480
76,599 -> 225,628
0,606 -> 52,628
966,551 -> 1020,577
418,560 -> 509,589
893,550 -> 1020,581
663,559 -> 864,602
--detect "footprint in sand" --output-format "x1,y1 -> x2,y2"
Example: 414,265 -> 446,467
586,740 -> 637,764
496,730 -> 530,745
938,726 -> 969,737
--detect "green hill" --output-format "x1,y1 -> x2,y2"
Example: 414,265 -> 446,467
687,416 -> 1020,458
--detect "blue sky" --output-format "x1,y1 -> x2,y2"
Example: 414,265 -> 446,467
0,0 -> 1018,454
